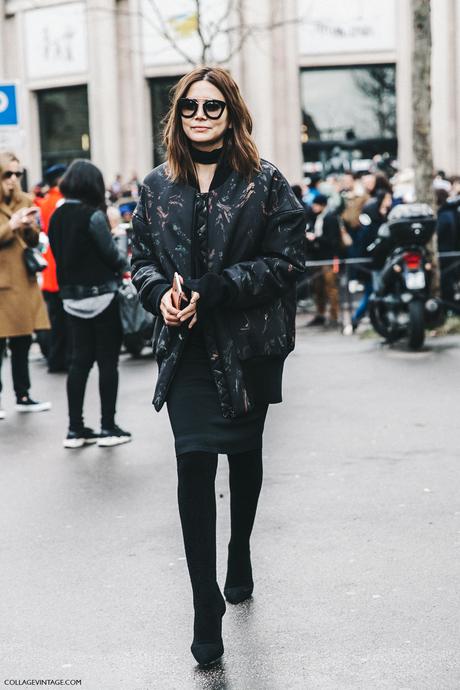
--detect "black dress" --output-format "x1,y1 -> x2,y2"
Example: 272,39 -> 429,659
166,177 -> 269,456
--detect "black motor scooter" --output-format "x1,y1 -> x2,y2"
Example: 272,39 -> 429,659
368,203 -> 444,350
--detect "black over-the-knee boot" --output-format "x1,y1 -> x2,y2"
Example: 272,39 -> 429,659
224,447 -> 263,604
177,451 -> 226,666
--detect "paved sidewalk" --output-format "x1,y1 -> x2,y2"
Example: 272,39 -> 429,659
1,329 -> 459,689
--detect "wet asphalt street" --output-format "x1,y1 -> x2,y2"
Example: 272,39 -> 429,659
1,325 -> 460,690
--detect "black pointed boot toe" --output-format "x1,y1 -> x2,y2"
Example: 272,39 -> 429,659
191,597 -> 226,667
191,639 -> 224,667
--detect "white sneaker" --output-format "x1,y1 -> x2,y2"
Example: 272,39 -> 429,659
63,427 -> 100,449
15,396 -> 52,413
97,425 -> 132,447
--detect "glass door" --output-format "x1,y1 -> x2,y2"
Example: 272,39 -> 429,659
37,85 -> 90,175
300,65 -> 397,173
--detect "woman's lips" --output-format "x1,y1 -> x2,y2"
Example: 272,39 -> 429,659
192,126 -> 210,131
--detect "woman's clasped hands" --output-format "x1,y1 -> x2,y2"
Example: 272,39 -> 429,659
160,274 -> 200,329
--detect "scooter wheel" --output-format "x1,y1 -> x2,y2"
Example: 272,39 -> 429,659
407,300 -> 425,349
369,300 -> 396,342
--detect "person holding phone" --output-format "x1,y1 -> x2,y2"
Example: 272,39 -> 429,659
0,152 -> 51,419
131,67 -> 307,666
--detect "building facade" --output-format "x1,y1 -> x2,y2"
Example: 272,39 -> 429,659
0,0 -> 459,186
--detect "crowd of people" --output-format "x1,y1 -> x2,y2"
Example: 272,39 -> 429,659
0,153 -> 134,446
2,151 -> 460,431
293,166 -> 460,330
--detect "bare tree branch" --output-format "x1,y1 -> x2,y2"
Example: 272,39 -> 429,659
210,13 -> 303,41
215,24 -> 253,65
87,3 -> 194,64
206,0 -> 236,45
145,0 -> 196,66
88,0 -> 304,68
195,0 -> 210,65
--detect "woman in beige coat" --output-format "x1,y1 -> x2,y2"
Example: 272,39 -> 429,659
0,152 -> 51,418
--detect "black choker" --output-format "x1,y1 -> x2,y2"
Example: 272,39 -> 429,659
190,145 -> 223,164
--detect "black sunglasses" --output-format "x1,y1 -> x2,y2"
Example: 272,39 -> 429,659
178,98 -> 226,120
2,170 -> 24,180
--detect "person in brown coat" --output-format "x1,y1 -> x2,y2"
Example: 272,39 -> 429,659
0,152 -> 51,418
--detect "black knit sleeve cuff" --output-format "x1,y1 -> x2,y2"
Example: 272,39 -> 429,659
185,273 -> 233,314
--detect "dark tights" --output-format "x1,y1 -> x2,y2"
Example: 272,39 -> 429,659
0,335 -> 32,399
176,448 -> 263,610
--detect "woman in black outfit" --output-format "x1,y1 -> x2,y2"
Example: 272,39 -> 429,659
49,160 -> 131,449
131,67 -> 307,666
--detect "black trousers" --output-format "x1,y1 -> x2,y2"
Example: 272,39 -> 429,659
177,448 -> 263,607
43,290 -> 70,371
0,335 -> 32,399
66,297 -> 123,430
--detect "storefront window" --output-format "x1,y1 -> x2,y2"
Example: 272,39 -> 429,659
149,76 -> 182,166
300,65 -> 397,172
37,85 -> 90,174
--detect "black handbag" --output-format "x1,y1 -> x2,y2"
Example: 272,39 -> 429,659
118,280 -> 154,335
23,246 -> 48,276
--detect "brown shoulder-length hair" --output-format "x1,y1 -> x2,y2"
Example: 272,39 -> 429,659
0,152 -> 22,205
163,67 -> 260,184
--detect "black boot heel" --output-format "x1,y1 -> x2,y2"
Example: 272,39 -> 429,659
223,583 -> 253,605
191,599 -> 226,667
224,545 -> 254,604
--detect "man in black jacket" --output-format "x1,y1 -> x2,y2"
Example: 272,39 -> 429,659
305,194 -> 343,327
435,189 -> 459,302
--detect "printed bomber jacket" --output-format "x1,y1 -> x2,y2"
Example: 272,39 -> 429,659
131,159 -> 307,419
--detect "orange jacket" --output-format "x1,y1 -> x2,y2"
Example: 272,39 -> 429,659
40,187 -> 63,293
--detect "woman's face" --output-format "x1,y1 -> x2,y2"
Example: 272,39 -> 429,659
181,80 -> 229,150
1,158 -> 21,198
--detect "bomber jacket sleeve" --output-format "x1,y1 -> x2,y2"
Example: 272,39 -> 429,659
88,210 -> 127,273
130,185 -> 170,315
187,174 -> 307,312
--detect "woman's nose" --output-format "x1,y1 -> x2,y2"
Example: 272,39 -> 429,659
195,103 -> 207,119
